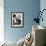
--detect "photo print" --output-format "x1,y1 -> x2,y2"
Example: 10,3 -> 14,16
11,12 -> 24,28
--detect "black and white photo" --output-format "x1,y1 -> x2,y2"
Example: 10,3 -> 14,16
11,12 -> 24,27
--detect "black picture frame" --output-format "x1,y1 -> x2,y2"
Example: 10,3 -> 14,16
11,12 -> 24,28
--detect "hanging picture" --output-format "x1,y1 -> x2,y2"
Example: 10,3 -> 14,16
11,12 -> 24,28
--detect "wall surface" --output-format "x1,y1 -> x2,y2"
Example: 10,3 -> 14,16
4,0 -> 40,42
40,0 -> 46,27
0,0 -> 4,42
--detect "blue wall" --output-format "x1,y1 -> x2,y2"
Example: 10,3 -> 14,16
40,0 -> 46,27
4,0 -> 40,42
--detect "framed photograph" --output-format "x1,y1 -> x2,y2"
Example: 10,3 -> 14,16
11,12 -> 24,28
